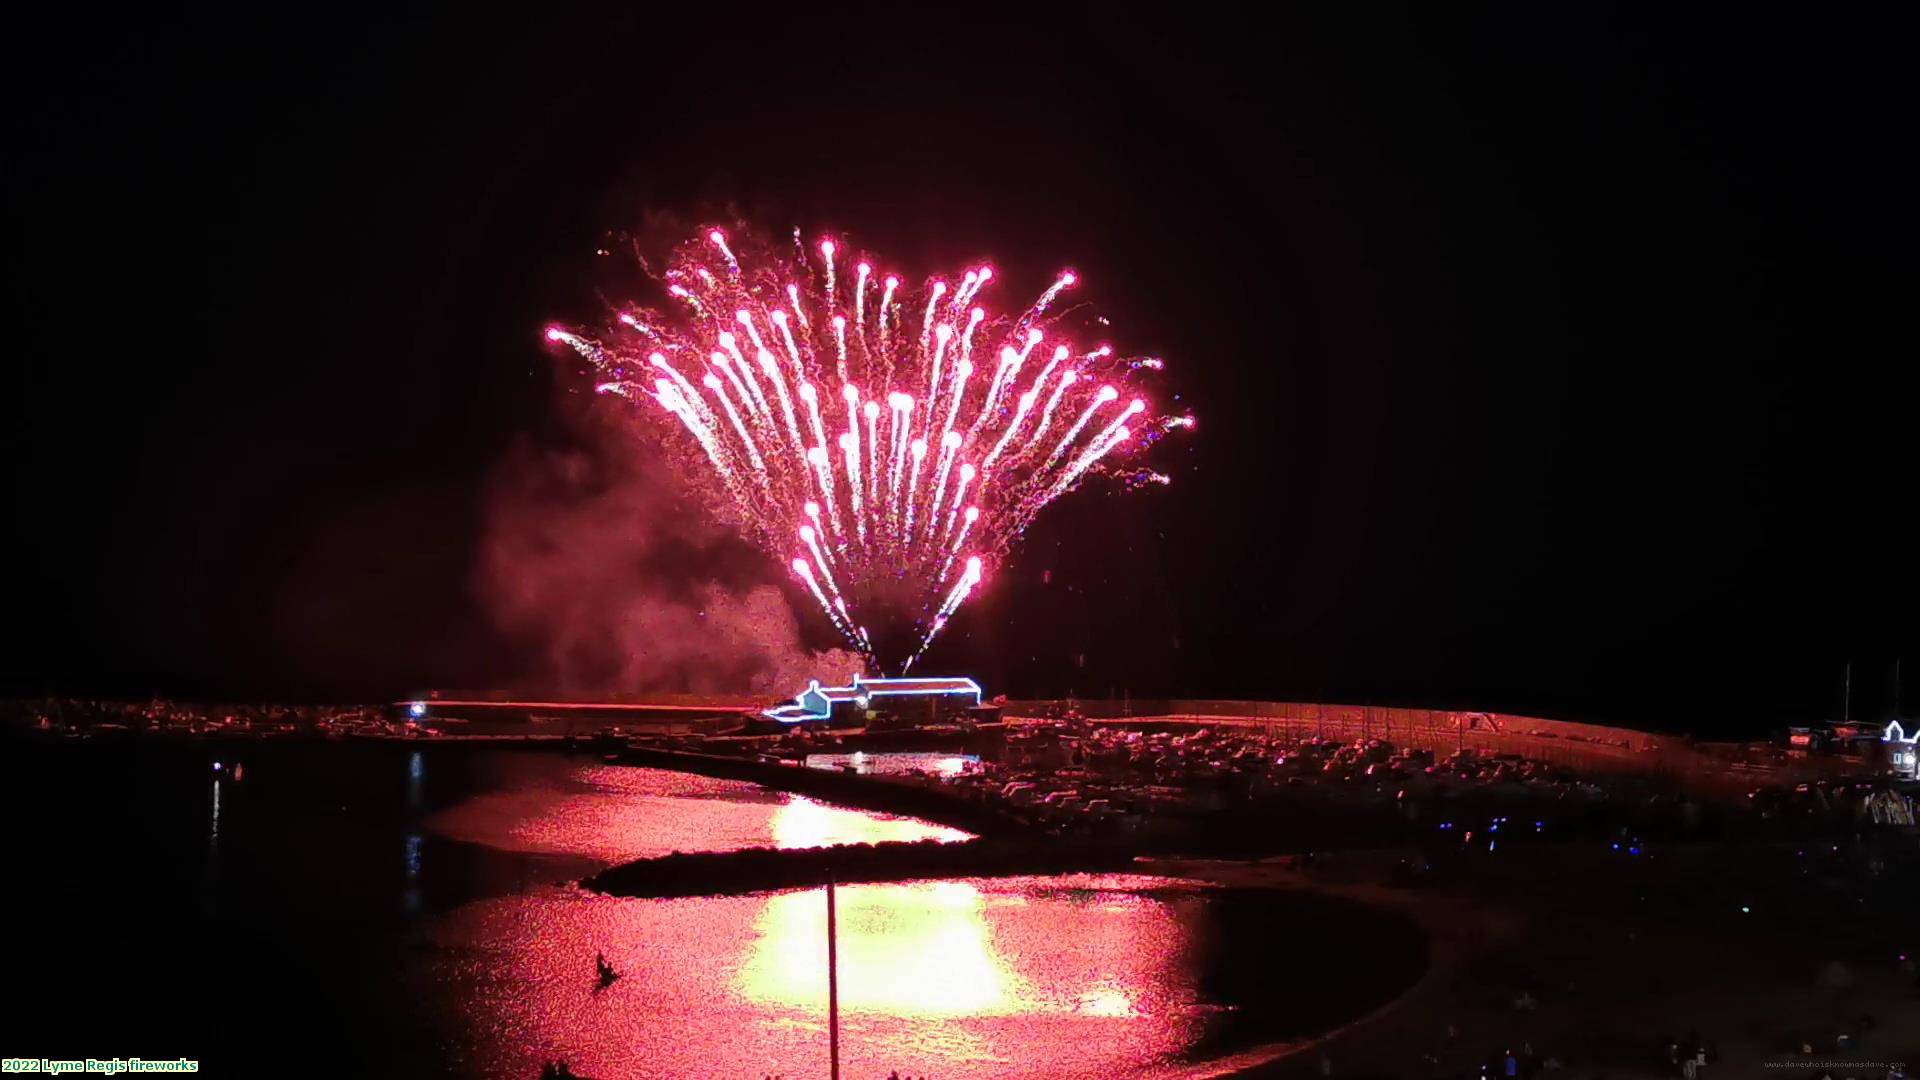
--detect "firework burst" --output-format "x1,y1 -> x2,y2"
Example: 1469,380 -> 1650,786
547,227 -> 1189,671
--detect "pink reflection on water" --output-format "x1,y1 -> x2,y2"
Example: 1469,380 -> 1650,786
423,876 -> 1210,1079
427,763 -> 969,863
418,761 -> 1210,1075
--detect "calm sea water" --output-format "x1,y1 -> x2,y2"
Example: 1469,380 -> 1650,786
4,741 -> 1421,1077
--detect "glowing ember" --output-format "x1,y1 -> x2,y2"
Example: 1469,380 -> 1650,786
549,227 -> 1187,669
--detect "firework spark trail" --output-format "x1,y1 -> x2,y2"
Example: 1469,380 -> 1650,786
941,463 -> 976,547
877,275 -> 898,372
805,445 -> 843,540
830,316 -> 850,385
976,347 -> 1018,431
550,228 -> 1184,669
939,505 -> 981,581
996,329 -> 1044,408
925,429 -> 962,545
801,501 -> 827,556
955,266 -> 992,309
1024,368 -> 1079,453
800,525 -> 842,598
958,308 -> 985,377
1024,272 -> 1076,326
863,401 -> 880,516
667,284 -> 703,320
928,360 -> 973,534
644,351 -> 721,442
1036,384 -> 1117,477
821,240 -> 837,311
920,282 -> 946,359
904,438 -> 927,536
1047,423 -> 1134,504
943,557 -> 983,618
911,555 -> 983,663
839,385 -> 865,534
708,230 -> 738,273
1032,344 -> 1070,396
648,380 -> 731,482
799,382 -> 830,462
792,557 -> 852,640
701,373 -> 765,472
926,323 -> 953,430
952,271 -> 978,317
885,392 -> 913,527
963,342 -> 1023,453
980,388 -> 1037,475
771,310 -> 805,381
939,358 -> 973,449
715,332 -> 772,429
786,283 -> 808,332
757,347 -> 807,459
1081,398 -> 1147,474
838,433 -> 865,543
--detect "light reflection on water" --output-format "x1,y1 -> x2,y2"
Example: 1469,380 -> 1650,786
427,761 -> 970,863
740,881 -> 1019,1016
769,791 -> 975,850
420,763 -> 1215,1078
12,746 -> 1420,1076
427,876 -> 1209,1079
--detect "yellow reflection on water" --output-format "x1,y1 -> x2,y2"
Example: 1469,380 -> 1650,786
769,794 -> 973,849
745,798 -> 1014,1017
1075,985 -> 1138,1018
739,881 -> 1022,1016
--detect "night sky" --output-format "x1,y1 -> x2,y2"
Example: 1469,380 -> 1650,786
7,8 -> 1911,733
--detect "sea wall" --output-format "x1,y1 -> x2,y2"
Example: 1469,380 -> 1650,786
1002,699 -> 1706,779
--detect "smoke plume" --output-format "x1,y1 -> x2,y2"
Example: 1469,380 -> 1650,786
475,391 -> 862,695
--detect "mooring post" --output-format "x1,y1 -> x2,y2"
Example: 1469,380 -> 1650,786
827,870 -> 840,1080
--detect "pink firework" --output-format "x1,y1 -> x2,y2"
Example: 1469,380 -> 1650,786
547,227 -> 1189,670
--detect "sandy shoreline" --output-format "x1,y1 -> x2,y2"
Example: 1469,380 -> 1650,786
1155,838 -> 1918,1079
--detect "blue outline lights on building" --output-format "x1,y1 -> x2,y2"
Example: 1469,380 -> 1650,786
764,675 -> 984,724
1886,720 -> 1918,779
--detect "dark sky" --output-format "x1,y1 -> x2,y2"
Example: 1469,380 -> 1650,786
6,7 -> 1911,732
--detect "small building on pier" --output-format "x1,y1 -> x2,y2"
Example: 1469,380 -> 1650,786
1886,720 -> 1918,780
763,675 -> 984,727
